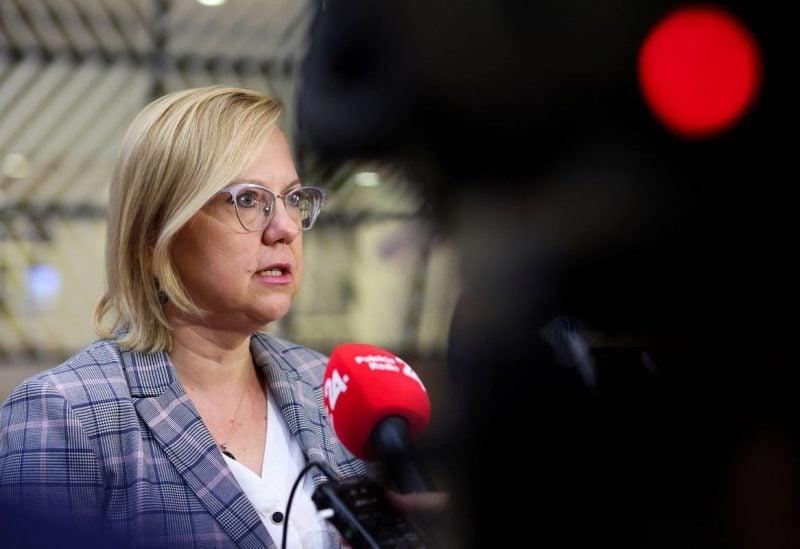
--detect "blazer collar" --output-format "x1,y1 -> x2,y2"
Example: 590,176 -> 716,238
120,345 -> 175,398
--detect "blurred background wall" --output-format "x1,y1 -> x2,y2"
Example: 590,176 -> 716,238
0,0 -> 459,408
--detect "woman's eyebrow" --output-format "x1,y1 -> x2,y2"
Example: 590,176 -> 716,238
280,179 -> 303,193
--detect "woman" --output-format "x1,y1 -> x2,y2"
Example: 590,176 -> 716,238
0,86 -> 371,548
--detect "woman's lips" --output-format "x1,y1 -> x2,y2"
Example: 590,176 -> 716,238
255,264 -> 292,285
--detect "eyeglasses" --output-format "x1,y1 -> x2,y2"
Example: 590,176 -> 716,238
218,183 -> 326,232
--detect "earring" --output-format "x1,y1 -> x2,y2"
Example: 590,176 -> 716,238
157,288 -> 168,305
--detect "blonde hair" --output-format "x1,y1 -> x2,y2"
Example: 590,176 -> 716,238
93,85 -> 284,352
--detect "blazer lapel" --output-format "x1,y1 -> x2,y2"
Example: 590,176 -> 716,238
122,347 -> 271,548
251,335 -> 332,487
253,336 -> 344,548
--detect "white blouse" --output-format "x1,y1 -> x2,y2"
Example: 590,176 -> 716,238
223,396 -> 330,548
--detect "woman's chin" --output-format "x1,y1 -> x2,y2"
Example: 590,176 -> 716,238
251,300 -> 293,327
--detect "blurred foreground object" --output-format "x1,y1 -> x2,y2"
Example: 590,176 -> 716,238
297,1 -> 799,546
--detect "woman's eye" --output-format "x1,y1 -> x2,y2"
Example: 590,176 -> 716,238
236,191 -> 259,208
286,191 -> 301,208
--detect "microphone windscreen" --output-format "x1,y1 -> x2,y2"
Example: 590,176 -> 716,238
323,343 -> 431,460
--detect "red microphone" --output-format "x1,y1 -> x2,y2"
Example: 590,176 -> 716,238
323,343 -> 434,493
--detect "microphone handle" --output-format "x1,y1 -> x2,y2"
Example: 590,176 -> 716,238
370,416 -> 435,493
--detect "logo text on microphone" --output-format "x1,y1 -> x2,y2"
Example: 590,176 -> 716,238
355,354 -> 401,372
324,369 -> 349,411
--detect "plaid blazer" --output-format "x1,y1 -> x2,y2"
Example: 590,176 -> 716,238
0,332 -> 371,548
